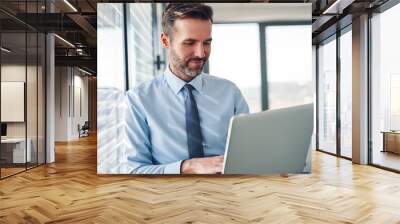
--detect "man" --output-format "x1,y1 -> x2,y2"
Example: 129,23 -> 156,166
125,3 -> 249,174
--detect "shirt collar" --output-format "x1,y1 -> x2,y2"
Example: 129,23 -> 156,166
164,65 -> 203,95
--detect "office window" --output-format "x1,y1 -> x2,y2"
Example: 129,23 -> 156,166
209,23 -> 262,113
339,29 -> 352,158
390,74 -> 400,130
1,32 -> 28,177
97,3 -> 126,91
38,33 -> 46,165
318,37 -> 337,154
126,3 -> 156,88
265,25 -> 313,110
0,0 -> 47,179
312,45 -> 317,151
97,3 -> 128,173
371,3 -> 400,171
27,31 -> 38,169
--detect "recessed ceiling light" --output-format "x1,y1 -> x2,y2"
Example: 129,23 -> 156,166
54,34 -> 75,48
323,0 -> 354,15
63,0 -> 78,12
78,67 -> 92,76
1,47 -> 11,53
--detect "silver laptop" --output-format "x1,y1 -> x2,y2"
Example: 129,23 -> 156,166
222,103 -> 313,174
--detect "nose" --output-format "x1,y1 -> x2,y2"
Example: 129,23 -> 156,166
194,43 -> 206,58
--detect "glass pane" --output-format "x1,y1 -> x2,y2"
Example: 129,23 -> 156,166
38,33 -> 45,164
340,29 -> 352,158
265,25 -> 313,110
391,75 -> 400,130
97,3 -> 126,91
27,31 -> 38,169
127,3 -> 156,88
312,45 -> 317,152
209,23 -> 262,113
371,4 -> 400,171
318,37 -> 337,154
1,32 -> 27,177
97,3 -> 129,173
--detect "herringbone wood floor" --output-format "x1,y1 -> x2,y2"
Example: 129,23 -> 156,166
1,134 -> 400,223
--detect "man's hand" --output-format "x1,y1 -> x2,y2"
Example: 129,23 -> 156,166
181,156 -> 224,174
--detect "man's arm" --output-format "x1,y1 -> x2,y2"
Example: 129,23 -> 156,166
234,85 -> 250,115
124,91 -> 182,174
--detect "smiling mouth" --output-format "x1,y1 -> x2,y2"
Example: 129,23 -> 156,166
189,59 -> 204,65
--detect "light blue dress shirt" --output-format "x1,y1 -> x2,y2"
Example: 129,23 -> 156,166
124,67 -> 249,174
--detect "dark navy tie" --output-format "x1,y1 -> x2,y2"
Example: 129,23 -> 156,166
184,84 -> 204,158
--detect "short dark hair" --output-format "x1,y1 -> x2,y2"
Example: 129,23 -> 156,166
162,3 -> 213,36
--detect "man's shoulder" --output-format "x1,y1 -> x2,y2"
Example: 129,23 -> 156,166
126,74 -> 165,97
202,73 -> 239,89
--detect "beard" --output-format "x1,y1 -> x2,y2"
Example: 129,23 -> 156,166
170,49 -> 207,78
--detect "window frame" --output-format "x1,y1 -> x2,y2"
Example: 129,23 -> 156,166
315,23 -> 353,161
368,0 -> 400,173
209,21 -> 311,112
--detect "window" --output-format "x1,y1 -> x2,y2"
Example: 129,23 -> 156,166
0,1 -> 46,179
97,3 -> 128,173
317,36 -> 337,155
339,28 -> 352,158
97,2 -> 126,105
97,3 -> 163,173
371,3 -> 400,171
97,3 -> 126,91
209,23 -> 262,113
390,74 -> 400,130
265,25 -> 313,110
126,3 -> 156,88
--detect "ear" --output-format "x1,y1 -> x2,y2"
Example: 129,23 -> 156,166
161,32 -> 170,49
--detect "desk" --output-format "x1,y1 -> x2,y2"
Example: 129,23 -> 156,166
1,138 -> 31,163
381,131 -> 400,154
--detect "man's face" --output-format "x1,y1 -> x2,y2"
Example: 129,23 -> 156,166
163,18 -> 212,78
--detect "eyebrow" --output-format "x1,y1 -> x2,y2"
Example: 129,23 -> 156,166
183,38 -> 213,42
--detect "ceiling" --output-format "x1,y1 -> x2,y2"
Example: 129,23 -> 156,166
0,0 -> 98,73
0,0 -> 395,74
311,0 -> 390,44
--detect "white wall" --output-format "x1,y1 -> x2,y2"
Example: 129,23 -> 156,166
1,66 -> 26,138
72,72 -> 89,138
55,66 -> 68,141
55,66 -> 89,141
1,65 -> 39,137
